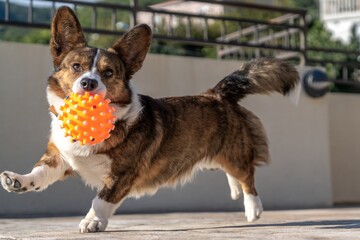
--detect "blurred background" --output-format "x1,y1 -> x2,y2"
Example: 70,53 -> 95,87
0,0 -> 360,217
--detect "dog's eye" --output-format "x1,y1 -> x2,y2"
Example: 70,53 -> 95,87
103,69 -> 113,78
72,63 -> 82,72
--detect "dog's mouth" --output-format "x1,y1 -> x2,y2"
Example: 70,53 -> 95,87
72,88 -> 107,98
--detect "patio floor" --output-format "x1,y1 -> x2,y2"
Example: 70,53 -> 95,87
0,208 -> 360,239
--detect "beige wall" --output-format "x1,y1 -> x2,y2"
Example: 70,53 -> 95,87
0,42 -> 334,217
329,93 -> 360,204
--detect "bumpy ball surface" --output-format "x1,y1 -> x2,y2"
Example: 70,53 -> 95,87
59,92 -> 116,145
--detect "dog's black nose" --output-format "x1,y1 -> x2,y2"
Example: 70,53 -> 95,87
80,78 -> 98,91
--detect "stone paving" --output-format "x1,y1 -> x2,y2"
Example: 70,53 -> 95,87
0,208 -> 360,239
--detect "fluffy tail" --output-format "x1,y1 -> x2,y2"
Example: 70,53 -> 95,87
210,58 -> 299,102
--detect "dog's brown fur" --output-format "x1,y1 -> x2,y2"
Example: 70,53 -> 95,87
0,6 -> 299,233
97,94 -> 270,202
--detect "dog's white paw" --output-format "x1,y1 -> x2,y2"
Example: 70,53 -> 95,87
244,193 -> 263,222
0,171 -> 33,193
79,218 -> 108,233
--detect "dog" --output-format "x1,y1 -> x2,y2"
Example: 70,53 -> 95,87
0,6 -> 299,233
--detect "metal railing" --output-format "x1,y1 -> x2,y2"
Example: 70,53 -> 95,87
0,0 -> 359,84
216,12 -> 305,62
0,0 -> 307,62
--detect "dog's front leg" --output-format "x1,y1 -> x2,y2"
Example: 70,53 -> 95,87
0,142 -> 71,193
79,175 -> 133,233
79,196 -> 121,233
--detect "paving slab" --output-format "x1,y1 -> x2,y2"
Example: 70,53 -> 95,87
0,208 -> 360,239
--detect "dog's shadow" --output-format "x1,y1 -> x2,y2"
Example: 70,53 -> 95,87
247,219 -> 360,229
107,219 -> 360,233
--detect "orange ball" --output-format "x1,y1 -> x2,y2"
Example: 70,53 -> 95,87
59,92 -> 116,145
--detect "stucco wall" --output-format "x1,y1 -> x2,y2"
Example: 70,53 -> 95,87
329,93 -> 360,204
0,42 -> 333,217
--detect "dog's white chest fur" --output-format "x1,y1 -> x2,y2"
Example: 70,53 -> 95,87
65,154 -> 111,190
50,114 -> 111,190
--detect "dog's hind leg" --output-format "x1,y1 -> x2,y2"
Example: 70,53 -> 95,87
238,167 -> 263,223
221,161 -> 263,222
226,173 -> 242,200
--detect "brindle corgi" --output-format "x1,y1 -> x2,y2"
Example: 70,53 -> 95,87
0,6 -> 299,233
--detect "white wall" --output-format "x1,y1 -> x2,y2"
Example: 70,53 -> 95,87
242,92 -> 332,209
329,93 -> 360,204
0,42 -> 333,217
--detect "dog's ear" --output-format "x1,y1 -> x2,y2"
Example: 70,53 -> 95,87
110,24 -> 152,79
50,6 -> 86,68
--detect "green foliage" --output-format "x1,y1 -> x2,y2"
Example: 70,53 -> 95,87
101,0 -> 130,4
86,33 -> 119,49
345,25 -> 360,81
0,27 -> 50,44
100,0 -> 165,7
305,19 -> 360,81
22,29 -> 51,44
348,24 -> 360,51
0,1 -> 52,44
306,20 -> 347,79
290,0 -> 318,19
